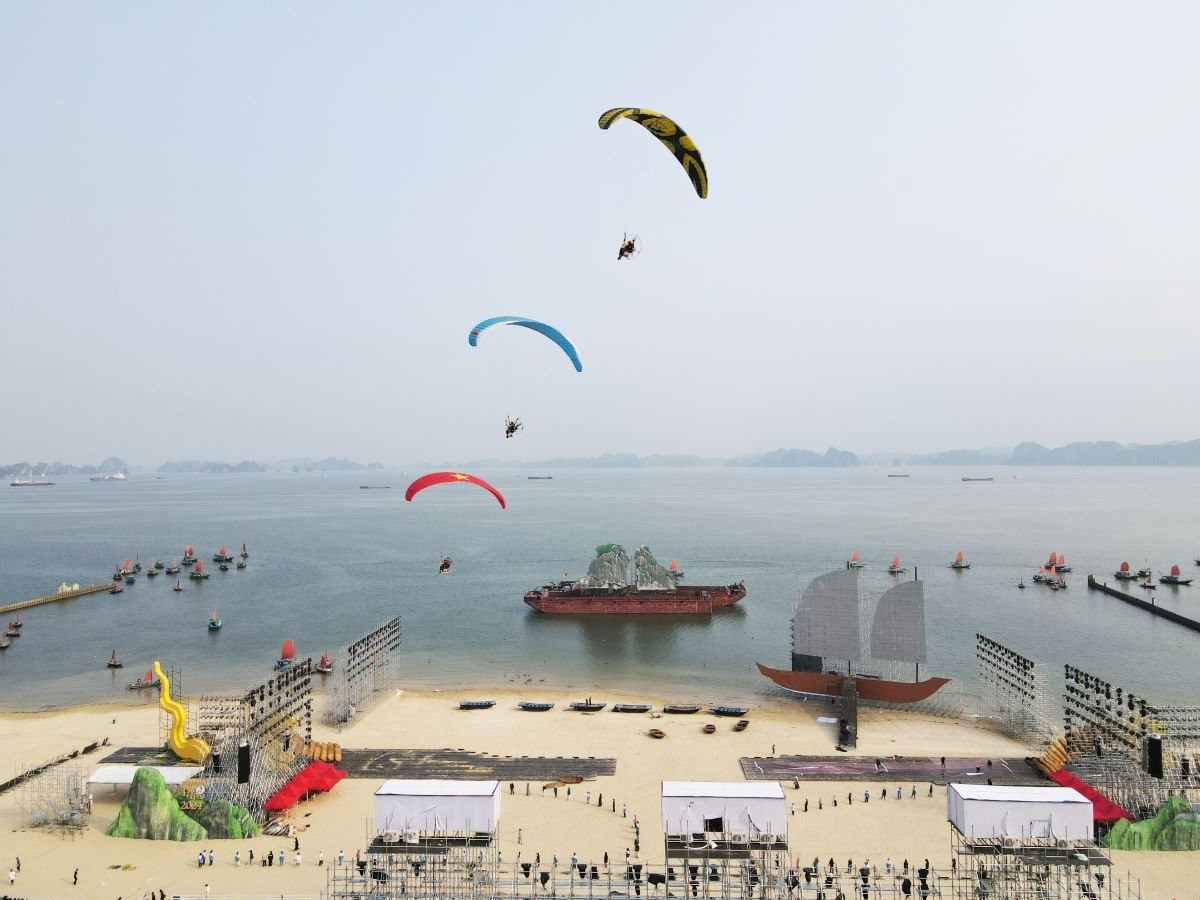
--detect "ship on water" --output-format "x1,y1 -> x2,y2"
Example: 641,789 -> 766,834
524,544 -> 745,614
756,567 -> 949,703
10,468 -> 54,487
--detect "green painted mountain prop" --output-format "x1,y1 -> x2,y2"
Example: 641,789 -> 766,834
106,768 -> 207,840
1103,796 -> 1200,851
106,768 -> 260,841
187,798 -> 260,839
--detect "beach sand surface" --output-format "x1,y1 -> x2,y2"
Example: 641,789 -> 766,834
1,689 -> 1195,898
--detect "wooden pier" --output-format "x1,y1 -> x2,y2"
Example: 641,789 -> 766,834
1087,574 -> 1200,635
0,582 -> 113,617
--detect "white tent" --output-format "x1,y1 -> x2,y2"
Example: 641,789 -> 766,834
661,781 -> 786,835
374,779 -> 500,833
947,783 -> 1093,840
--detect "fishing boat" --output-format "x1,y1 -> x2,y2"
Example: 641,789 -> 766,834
887,474 -> 910,478
0,637 -> 9,650
188,562 -> 209,580
127,669 -> 160,690
648,728 -> 666,739
524,544 -> 744,615
107,649 -> 124,669
133,558 -> 142,573
756,569 -> 951,704
172,580 -> 183,592
1159,565 -> 1194,586
109,584 -> 123,595
315,649 -> 334,675
887,556 -> 906,575
710,706 -> 749,717
1137,566 -> 1152,578
4,625 -> 19,637
733,720 -> 749,732
961,476 -> 994,482
9,613 -> 21,630
165,559 -> 181,575
668,559 -> 684,580
218,562 -> 229,572
1049,552 -> 1072,573
208,608 -> 222,631
10,468 -> 54,487
213,545 -> 234,564
1141,579 -> 1157,591
240,543 -> 249,559
146,566 -> 159,577
613,703 -> 652,714
181,546 -> 197,566
949,551 -> 970,570
275,639 -> 296,670
459,699 -> 497,710
1017,579 -> 1025,590
702,723 -> 716,734
236,558 -> 247,570
153,560 -> 164,570
1114,561 -> 1138,580
1032,565 -> 1048,584
847,551 -> 865,570
518,701 -> 555,711
569,700 -> 606,712
124,575 -> 135,584
663,704 -> 701,715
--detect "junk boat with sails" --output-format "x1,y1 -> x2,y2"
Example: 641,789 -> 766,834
756,567 -> 950,704
523,544 -> 745,614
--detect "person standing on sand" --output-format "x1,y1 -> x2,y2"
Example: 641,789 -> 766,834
803,799 -> 808,812
234,850 -> 241,867
929,783 -> 934,797
73,868 -> 78,885
203,885 -> 209,898
790,802 -> 795,816
295,852 -> 301,866
8,868 -> 14,885
587,791 -> 591,805
554,786 -> 558,798
249,849 -> 254,865
622,803 -> 627,817
518,828 -> 522,845
818,798 -> 822,810
526,783 -> 530,796
319,851 -> 324,867
510,782 -> 514,795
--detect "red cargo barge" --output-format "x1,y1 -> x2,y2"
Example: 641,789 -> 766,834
525,581 -> 746,614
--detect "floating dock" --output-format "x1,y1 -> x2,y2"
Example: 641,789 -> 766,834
1087,575 -> 1200,634
0,583 -> 113,617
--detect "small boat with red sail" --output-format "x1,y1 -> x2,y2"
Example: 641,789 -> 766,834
1049,552 -> 1072,573
1159,565 -> 1194,586
208,608 -> 222,631
213,545 -> 234,564
9,613 -> 22,630
275,639 -> 295,670
127,669 -> 160,690
887,556 -> 906,575
107,649 -> 124,669
847,550 -> 864,570
949,550 -> 970,570
188,561 -> 209,580
315,650 -> 333,675
182,546 -> 197,566
1114,561 -> 1138,580
165,558 -> 181,575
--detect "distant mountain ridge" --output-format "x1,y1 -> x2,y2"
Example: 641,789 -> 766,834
2,457 -> 128,477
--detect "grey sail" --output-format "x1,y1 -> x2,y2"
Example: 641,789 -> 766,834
791,570 -> 862,669
633,545 -> 677,590
869,580 -> 928,664
579,544 -> 629,588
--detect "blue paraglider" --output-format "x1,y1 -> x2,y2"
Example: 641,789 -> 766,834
468,316 -> 583,372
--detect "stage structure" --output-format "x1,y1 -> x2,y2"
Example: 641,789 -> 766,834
323,616 -> 402,726
1062,663 -> 1200,819
13,761 -> 89,833
976,634 -> 1053,742
198,660 -> 314,821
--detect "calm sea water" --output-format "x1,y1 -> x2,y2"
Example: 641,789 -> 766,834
1,467 -> 1198,711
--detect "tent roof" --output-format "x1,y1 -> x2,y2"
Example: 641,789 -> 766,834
89,765 -> 202,786
950,783 -> 1090,804
662,781 -> 785,799
376,779 -> 499,797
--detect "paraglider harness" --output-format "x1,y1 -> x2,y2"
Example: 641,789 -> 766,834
617,234 -> 640,260
438,556 -> 453,574
505,417 -> 523,439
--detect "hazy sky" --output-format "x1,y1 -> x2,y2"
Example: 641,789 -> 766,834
3,2 -> 1198,466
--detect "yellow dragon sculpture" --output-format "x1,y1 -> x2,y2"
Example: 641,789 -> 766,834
154,660 -> 210,764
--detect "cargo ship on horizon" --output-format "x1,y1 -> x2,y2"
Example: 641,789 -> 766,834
524,544 -> 745,614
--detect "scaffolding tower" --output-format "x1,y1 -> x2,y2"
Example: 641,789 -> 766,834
323,616 -> 402,727
13,761 -> 89,833
947,826 -> 1142,899
325,829 -> 498,899
977,634 -> 1054,743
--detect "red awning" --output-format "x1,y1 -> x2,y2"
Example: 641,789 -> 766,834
262,760 -> 346,811
1046,770 -> 1134,823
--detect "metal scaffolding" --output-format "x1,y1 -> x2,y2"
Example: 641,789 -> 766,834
323,616 -> 402,727
326,829 -> 499,899
976,634 -> 1053,743
946,826 -> 1142,899
13,761 -> 89,833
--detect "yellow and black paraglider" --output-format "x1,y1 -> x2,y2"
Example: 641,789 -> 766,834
438,556 -> 454,574
505,417 -> 523,439
598,108 -> 708,199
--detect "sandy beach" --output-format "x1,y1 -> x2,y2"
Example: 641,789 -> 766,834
2,689 -> 1195,899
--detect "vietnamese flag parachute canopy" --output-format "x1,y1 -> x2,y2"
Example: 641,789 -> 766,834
405,472 -> 506,509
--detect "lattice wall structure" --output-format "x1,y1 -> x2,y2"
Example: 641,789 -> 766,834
947,826 -> 1142,899
323,616 -> 402,726
243,658 -> 313,763
195,694 -> 246,746
976,634 -> 1053,742
1061,664 -> 1200,820
13,762 -> 89,833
